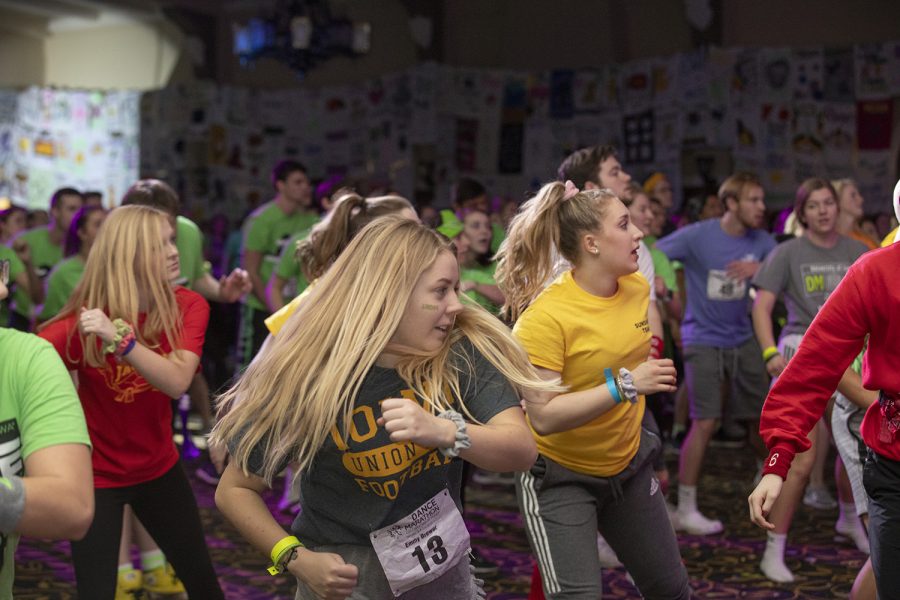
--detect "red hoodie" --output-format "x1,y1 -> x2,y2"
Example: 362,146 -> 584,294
761,243 -> 900,479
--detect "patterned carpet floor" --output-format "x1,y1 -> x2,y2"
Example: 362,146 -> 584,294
15,445 -> 865,598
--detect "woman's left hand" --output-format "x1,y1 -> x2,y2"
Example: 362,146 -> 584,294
78,308 -> 117,343
378,398 -> 456,449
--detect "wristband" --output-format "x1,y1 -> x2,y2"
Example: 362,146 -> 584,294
0,475 -> 25,534
650,335 -> 664,360
268,535 -> 303,575
762,346 -> 780,362
436,410 -> 472,458
604,368 -> 622,404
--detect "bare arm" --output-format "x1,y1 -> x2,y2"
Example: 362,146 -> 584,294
524,363 -> 676,436
121,346 -> 200,399
18,443 -> 93,539
836,368 -> 879,410
379,402 -> 537,472
216,463 -> 358,597
194,269 -> 251,304
80,308 -> 200,399
266,274 -> 288,313
242,249 -> 267,306
648,300 -> 663,340
751,288 -> 786,376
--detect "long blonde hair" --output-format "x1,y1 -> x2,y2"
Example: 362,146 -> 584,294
41,205 -> 182,367
213,215 -> 559,484
296,190 -> 413,281
495,181 -> 618,322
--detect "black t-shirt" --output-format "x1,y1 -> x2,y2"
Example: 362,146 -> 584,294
239,340 -> 520,547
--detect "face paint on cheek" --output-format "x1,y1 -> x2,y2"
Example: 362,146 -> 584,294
421,304 -> 438,311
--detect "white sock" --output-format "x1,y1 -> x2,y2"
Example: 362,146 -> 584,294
838,501 -> 856,523
678,484 -> 698,514
760,532 -> 794,582
118,561 -> 135,574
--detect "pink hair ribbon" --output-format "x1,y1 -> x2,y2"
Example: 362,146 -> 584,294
563,180 -> 580,200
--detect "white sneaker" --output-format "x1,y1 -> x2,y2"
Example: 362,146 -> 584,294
675,509 -> 723,535
835,517 -> 870,554
760,552 -> 795,583
597,533 -> 622,568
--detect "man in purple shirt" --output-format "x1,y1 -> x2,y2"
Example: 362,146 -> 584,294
655,172 -> 775,535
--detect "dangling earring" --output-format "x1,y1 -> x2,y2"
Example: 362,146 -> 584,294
591,248 -> 599,255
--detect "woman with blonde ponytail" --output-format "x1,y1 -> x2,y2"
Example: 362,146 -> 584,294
264,190 -> 417,336
38,205 -> 223,598
213,215 -> 558,599
496,181 -> 691,599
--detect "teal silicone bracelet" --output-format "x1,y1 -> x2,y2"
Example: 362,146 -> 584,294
604,368 -> 621,404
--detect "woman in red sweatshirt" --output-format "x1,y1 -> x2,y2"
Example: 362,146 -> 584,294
749,178 -> 900,598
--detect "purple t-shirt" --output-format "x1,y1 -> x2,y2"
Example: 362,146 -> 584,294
655,219 -> 776,348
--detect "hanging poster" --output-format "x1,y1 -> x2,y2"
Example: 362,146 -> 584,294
823,47 -> 855,102
821,102 -> 856,171
759,48 -> 793,103
622,110 -> 654,165
792,48 -> 824,101
856,99 -> 892,150
855,43 -> 891,100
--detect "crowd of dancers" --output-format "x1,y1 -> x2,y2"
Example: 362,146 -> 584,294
1,144 -> 898,599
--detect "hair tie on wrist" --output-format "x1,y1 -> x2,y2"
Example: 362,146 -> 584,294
436,410 -> 471,458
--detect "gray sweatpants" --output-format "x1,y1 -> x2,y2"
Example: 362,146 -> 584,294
515,428 -> 691,599
293,544 -> 484,600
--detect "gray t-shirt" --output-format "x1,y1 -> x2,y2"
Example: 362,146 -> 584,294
239,340 -> 519,547
752,235 -> 867,337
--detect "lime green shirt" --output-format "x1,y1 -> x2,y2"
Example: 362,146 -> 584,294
175,216 -> 205,289
460,262 -> 500,314
0,245 -> 24,327
38,256 -> 84,322
10,228 -> 62,320
0,328 -> 91,596
242,203 -> 318,311
272,227 -> 316,303
490,222 -> 506,255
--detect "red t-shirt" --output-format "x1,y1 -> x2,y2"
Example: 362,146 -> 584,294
39,287 -> 209,488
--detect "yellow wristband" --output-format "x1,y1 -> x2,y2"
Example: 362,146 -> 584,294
268,535 -> 303,575
761,346 -> 779,362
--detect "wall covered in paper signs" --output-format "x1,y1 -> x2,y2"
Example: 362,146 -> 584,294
9,41 -> 893,221
142,41 -> 900,221
0,88 -> 140,210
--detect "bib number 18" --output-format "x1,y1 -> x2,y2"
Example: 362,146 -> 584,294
411,535 -> 448,573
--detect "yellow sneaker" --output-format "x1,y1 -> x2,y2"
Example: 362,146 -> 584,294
115,568 -> 142,600
142,563 -> 187,599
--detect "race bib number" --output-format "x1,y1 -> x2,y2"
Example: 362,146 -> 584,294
706,269 -> 746,301
369,488 -> 470,596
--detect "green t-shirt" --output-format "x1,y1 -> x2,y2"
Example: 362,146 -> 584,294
175,216 -> 205,289
10,228 -> 62,320
37,256 -> 84,322
490,222 -> 506,255
0,328 -> 91,596
241,203 -> 318,311
460,262 -> 500,314
0,246 -> 24,327
645,235 -> 679,291
272,228 -> 315,302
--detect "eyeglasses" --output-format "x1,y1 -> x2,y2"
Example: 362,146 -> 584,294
0,259 -> 8,286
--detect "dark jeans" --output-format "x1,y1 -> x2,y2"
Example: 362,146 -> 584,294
863,448 -> 900,600
71,462 -> 224,599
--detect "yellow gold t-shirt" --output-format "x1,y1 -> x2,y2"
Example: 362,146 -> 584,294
513,270 -> 650,477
